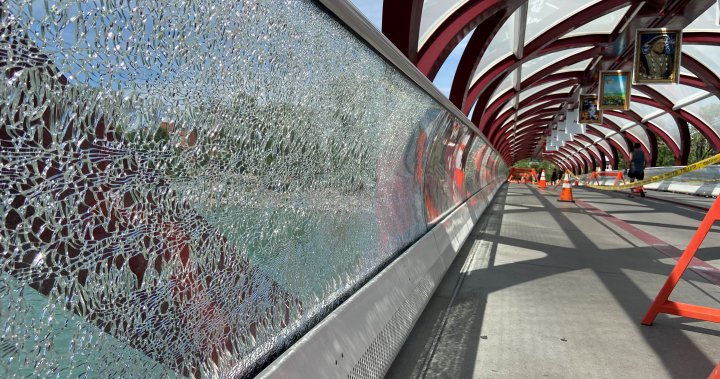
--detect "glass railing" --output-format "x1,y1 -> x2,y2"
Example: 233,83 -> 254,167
645,166 -> 720,182
0,0 -> 506,377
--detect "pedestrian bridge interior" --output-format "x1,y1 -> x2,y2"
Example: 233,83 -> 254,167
0,0 -> 719,378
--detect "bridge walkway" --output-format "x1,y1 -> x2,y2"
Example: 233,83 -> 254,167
386,183 -> 720,378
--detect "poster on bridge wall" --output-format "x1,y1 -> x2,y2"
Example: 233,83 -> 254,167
579,94 -> 602,124
599,71 -> 631,110
633,29 -> 682,84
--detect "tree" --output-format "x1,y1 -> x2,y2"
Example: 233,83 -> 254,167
688,102 -> 720,164
655,140 -> 675,166
513,159 -> 556,173
688,128 -> 714,164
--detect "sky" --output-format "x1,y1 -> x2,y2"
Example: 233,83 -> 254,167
348,0 -> 466,99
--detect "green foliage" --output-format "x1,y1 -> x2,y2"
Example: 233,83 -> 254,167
512,159 -> 556,173
688,128 -> 714,164
656,140 -> 675,166
688,102 -> 720,164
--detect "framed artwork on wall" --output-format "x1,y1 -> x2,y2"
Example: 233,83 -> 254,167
579,94 -> 603,124
599,71 -> 631,110
633,29 -> 682,84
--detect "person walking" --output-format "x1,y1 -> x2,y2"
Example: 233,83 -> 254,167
628,143 -> 646,197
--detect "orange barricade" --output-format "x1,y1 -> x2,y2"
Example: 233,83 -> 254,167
642,196 -> 720,326
509,168 -> 535,183
538,170 -> 547,189
590,171 -> 626,186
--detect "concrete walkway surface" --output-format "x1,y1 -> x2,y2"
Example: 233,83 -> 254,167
386,183 -> 720,379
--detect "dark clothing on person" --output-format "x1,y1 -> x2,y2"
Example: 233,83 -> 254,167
551,171 -> 557,183
629,149 -> 645,180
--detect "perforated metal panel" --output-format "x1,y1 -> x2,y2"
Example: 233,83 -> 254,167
348,279 -> 435,379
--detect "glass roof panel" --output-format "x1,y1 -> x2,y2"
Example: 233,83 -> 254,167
648,113 -> 681,148
630,101 -> 662,119
513,124 -> 539,135
517,115 -> 552,127
607,134 -> 629,154
521,47 -> 593,81
592,124 -> 615,137
638,83 -> 705,104
683,45 -> 720,77
573,148 -> 590,161
554,58 -> 592,74
525,0 -> 601,43
563,5 -> 630,37
489,71 -> 515,104
520,80 -> 563,102
682,96 -> 720,138
419,0 -> 470,46
432,29 -> 474,97
472,9 -> 518,82
595,139 -> 612,155
587,134 -> 602,143
518,99 -> 560,116
584,144 -> 599,160
603,114 -> 633,129
684,3 -> 719,32
498,100 -> 515,116
624,124 -> 650,149
680,66 -> 697,78
631,88 -> 649,98
544,87 -> 574,98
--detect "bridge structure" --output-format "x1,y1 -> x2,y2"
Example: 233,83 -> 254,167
0,0 -> 719,378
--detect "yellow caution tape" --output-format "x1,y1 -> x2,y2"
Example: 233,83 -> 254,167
568,153 -> 720,191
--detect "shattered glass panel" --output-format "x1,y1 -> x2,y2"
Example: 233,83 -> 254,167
423,115 -> 464,223
463,136 -> 489,192
0,1 -> 504,378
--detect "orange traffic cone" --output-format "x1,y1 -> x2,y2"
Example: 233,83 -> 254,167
538,170 -> 547,189
709,361 -> 720,379
558,172 -> 575,202
631,185 -> 646,197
